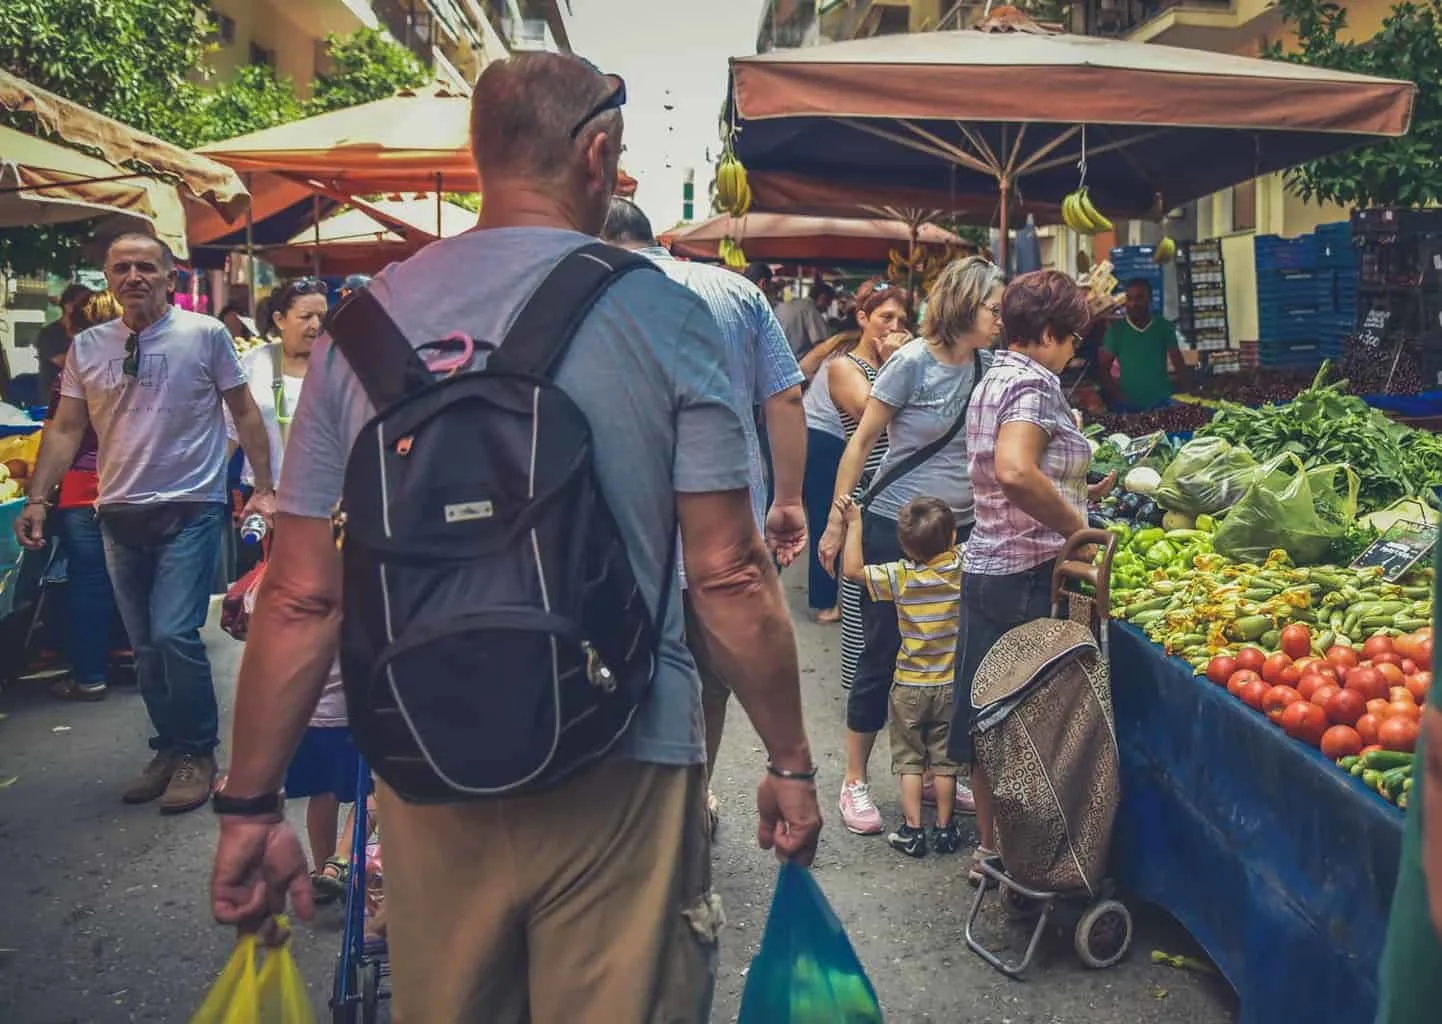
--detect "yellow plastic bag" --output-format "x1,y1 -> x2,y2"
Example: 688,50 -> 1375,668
192,918 -> 316,1024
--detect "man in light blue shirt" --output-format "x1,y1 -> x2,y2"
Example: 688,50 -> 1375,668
604,197 -> 806,819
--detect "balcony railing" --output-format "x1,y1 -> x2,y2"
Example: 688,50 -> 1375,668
1085,0 -> 1233,38
374,0 -> 439,65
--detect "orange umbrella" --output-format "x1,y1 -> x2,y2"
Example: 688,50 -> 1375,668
664,211 -> 964,263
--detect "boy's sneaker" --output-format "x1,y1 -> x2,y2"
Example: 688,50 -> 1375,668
839,781 -> 884,835
931,821 -> 962,854
887,823 -> 928,858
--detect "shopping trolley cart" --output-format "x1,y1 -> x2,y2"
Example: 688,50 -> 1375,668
330,755 -> 390,1024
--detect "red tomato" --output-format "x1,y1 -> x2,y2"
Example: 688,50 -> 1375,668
1261,652 -> 1294,685
1239,679 -> 1269,712
1313,664 -> 1340,681
1280,624 -> 1312,660
1263,685 -> 1303,723
1334,664 -> 1350,684
1366,697 -> 1393,720
1325,646 -> 1359,669
1390,686 -> 1414,705
1378,716 -> 1420,753
1227,669 -> 1261,697
1345,666 -> 1388,702
1395,629 -> 1431,670
1360,744 -> 1384,756
1372,652 -> 1404,670
1323,687 -> 1366,726
1206,655 -> 1237,687
1320,725 -> 1363,760
1400,658 -> 1419,675
1280,663 -> 1302,686
1355,713 -> 1381,746
1376,662 -> 1405,687
1362,635 -> 1396,661
1310,683 -> 1340,710
1281,701 -> 1329,746
1406,671 -> 1432,703
1294,656 -> 1322,675
1234,647 -> 1266,674
1295,672 -> 1328,701
1389,701 -> 1422,723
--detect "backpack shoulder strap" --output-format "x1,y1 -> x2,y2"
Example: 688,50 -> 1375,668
325,290 -> 433,411
488,242 -> 659,379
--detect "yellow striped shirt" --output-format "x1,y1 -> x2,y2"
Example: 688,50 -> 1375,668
862,548 -> 963,686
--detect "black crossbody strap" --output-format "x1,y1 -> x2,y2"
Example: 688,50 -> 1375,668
325,290 -> 433,411
860,349 -> 984,509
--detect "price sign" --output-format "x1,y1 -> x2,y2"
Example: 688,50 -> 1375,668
1358,308 -> 1390,350
1350,520 -> 1438,582
1122,431 -> 1164,464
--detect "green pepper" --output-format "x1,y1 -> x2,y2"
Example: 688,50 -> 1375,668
1195,514 -> 1217,533
1145,541 -> 1178,567
1131,528 -> 1166,551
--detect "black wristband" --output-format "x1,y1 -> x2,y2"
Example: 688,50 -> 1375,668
766,762 -> 818,781
212,789 -> 285,816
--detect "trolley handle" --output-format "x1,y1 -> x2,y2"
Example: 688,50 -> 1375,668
1050,528 -> 1118,620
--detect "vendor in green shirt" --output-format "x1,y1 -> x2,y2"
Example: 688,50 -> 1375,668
1375,521 -> 1442,1024
1098,278 -> 1190,410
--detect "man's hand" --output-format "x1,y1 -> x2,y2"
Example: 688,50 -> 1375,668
14,503 -> 47,550
241,488 -> 278,527
211,817 -> 313,943
756,774 -> 822,865
764,500 -> 808,568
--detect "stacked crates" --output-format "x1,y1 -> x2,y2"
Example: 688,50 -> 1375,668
1108,245 -> 1164,317
1254,229 -> 1354,370
1176,240 -> 1229,352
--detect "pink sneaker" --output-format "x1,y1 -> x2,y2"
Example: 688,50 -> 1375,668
955,779 -> 977,814
839,780 -> 884,835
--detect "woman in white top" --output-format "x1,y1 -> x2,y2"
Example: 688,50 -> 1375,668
227,278 -> 369,903
799,330 -> 858,623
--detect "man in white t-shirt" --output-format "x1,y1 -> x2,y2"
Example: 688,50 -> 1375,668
16,233 -> 276,814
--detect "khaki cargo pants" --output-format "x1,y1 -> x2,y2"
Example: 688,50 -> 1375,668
374,758 -> 720,1023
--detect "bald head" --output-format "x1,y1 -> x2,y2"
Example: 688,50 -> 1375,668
471,53 -> 622,185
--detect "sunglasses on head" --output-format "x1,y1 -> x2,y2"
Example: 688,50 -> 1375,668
570,73 -> 627,140
285,278 -> 328,297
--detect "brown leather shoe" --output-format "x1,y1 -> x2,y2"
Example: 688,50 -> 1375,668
122,752 -> 179,805
159,754 -> 217,815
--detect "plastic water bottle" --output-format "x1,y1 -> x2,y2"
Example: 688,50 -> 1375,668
240,513 -> 269,545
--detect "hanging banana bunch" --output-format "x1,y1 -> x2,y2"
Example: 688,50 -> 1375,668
718,236 -> 748,270
1153,236 -> 1177,264
715,148 -> 752,218
1062,186 -> 1114,236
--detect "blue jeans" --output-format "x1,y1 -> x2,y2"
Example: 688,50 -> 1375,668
58,506 -> 125,686
101,504 -> 225,756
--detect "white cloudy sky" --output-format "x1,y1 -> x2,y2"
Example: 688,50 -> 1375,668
568,0 -> 768,230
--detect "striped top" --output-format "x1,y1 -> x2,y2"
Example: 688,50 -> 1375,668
862,548 -> 964,686
837,353 -> 886,490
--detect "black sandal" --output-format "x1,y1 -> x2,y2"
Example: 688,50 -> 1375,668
311,857 -> 349,903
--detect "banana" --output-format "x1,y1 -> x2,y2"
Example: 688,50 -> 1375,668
716,158 -> 740,212
1078,188 -> 1114,233
1154,236 -> 1177,264
1062,192 -> 1091,235
734,178 -> 752,217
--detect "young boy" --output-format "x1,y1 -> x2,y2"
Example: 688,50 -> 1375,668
842,494 -> 964,857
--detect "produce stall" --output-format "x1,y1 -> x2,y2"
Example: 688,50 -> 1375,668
1075,362 -> 1436,1022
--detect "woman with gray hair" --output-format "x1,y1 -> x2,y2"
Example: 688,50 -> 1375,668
817,255 -> 1004,837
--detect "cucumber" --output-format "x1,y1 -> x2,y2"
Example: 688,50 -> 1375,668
1338,755 -> 1361,771
1363,750 -> 1414,771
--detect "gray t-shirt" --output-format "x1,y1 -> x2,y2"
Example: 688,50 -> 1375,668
61,306 -> 246,506
278,227 -> 751,768
867,339 -> 992,523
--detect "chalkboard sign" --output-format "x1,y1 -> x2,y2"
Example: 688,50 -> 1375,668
1350,520 -> 1438,581
1122,431 -> 1164,464
1358,308 -> 1390,350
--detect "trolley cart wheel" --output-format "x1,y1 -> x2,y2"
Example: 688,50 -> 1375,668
1073,899 -> 1133,969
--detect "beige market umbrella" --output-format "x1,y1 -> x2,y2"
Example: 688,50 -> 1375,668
663,211 -> 965,263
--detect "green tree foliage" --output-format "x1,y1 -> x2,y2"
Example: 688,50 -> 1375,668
308,28 -> 429,114
1263,0 -> 1442,208
0,5 -> 436,272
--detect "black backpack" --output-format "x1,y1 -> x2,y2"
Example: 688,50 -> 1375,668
326,242 -> 673,803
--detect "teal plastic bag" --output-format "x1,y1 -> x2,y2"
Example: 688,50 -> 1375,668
737,862 -> 884,1023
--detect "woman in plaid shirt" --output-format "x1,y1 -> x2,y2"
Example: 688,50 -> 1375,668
949,270 -> 1115,884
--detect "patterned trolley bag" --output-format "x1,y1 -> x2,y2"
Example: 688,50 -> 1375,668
325,243 -> 673,803
970,532 -> 1122,896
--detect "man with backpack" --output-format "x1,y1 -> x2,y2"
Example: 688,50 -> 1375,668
208,52 -> 821,1024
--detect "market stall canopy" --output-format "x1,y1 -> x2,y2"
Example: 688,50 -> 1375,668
725,24 -> 1416,221
663,211 -> 966,263
267,195 -> 477,273
0,125 -> 189,255
196,83 -> 640,197
0,69 -> 249,221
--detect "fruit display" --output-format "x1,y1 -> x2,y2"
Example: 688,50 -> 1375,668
719,236 -> 748,270
715,151 -> 752,218
1062,188 -> 1113,236
1084,404 -> 1214,438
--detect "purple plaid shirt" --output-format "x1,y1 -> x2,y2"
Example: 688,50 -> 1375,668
964,349 -> 1091,575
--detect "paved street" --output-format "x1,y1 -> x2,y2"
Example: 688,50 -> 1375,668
0,570 -> 1237,1023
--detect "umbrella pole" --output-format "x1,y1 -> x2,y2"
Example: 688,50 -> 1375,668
997,176 -> 1010,276
245,173 -> 256,318
435,172 -> 442,237
312,193 -> 322,279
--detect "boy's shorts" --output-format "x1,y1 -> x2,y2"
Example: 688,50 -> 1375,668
889,683 -> 958,776
285,725 -> 372,801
